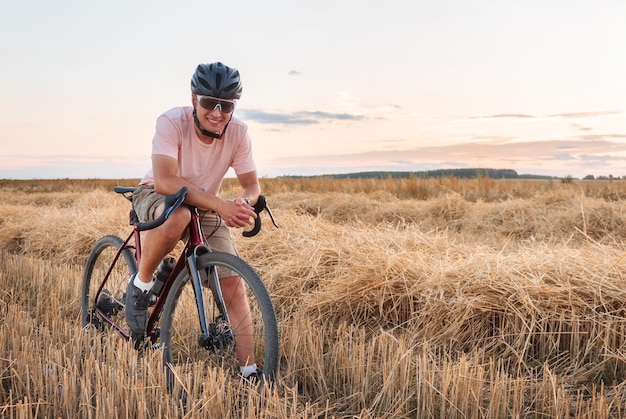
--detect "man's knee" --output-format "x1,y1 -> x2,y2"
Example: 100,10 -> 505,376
157,206 -> 191,239
169,206 -> 191,225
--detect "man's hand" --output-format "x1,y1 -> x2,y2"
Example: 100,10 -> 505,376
220,197 -> 257,228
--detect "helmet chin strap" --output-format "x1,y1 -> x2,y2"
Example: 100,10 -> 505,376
193,108 -> 230,139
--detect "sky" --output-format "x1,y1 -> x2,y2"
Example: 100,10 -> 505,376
1,0 -> 625,180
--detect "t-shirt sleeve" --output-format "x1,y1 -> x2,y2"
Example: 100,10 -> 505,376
231,126 -> 257,175
152,114 -> 181,160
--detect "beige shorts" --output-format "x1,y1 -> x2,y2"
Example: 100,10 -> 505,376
132,185 -> 239,277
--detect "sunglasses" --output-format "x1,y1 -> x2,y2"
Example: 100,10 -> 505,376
196,95 -> 236,113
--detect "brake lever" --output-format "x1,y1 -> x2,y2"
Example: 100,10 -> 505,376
264,200 -> 279,229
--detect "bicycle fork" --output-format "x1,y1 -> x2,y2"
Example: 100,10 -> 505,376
187,246 -> 234,353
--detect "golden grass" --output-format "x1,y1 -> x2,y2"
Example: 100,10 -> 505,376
2,177 -> 626,417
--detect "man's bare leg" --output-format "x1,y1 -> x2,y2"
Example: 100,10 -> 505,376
220,276 -> 256,369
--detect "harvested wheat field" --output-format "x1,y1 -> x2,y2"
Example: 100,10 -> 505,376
2,176 -> 626,418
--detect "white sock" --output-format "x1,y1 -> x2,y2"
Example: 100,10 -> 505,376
240,364 -> 258,378
133,274 -> 154,292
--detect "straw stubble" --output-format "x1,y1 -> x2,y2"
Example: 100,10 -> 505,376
2,177 -> 626,417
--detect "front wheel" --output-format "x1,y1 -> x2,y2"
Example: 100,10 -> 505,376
161,252 -> 279,394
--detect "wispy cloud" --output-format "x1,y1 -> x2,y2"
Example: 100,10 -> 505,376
238,109 -> 365,126
473,114 -> 535,119
472,111 -> 622,121
549,111 -> 622,119
262,137 -> 626,178
578,134 -> 626,140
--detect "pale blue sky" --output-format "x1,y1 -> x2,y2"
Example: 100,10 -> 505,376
1,0 -> 625,179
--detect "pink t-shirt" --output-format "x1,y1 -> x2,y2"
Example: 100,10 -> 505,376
139,106 -> 256,195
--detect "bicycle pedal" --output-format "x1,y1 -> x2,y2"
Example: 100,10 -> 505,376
96,290 -> 123,316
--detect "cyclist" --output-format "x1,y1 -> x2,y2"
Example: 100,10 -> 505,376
126,62 -> 261,379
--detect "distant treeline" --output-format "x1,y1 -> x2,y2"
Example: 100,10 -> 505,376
286,168 -> 558,180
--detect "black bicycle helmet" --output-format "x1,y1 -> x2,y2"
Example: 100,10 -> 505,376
191,62 -> 242,100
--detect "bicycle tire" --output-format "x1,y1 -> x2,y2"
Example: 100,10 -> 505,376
161,251 -> 279,393
81,235 -> 137,331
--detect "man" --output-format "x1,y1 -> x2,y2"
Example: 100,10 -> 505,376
126,62 -> 260,379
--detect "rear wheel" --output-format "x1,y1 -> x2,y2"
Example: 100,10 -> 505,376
81,235 -> 137,333
161,251 -> 279,394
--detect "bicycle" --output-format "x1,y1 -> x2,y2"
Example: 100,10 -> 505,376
81,186 -> 280,393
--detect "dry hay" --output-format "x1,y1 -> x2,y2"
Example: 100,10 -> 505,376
0,189 -> 132,264
4,178 -> 626,417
